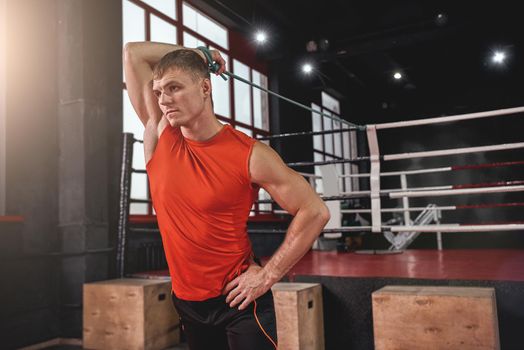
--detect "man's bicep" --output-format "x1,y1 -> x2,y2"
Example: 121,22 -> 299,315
250,143 -> 316,215
266,171 -> 315,216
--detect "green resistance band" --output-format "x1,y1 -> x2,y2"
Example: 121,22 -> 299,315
196,46 -> 363,130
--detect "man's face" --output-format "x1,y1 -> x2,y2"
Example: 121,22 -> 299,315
152,68 -> 210,127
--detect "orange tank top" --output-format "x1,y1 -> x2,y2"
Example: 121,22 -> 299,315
146,124 -> 259,301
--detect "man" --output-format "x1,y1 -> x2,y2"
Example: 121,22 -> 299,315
123,41 -> 330,350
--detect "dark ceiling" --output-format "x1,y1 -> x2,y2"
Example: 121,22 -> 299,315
199,0 -> 524,118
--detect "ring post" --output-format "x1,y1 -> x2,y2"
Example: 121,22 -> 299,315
366,125 -> 382,232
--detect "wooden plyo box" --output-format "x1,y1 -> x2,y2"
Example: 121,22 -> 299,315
272,282 -> 325,350
83,278 -> 179,350
372,285 -> 500,350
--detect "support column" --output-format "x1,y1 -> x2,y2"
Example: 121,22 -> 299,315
56,0 -> 122,336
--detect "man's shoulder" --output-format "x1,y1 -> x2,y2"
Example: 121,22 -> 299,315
227,125 -> 257,146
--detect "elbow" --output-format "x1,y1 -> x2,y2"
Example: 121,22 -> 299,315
123,42 -> 140,63
123,42 -> 134,62
319,203 -> 331,226
123,43 -> 131,65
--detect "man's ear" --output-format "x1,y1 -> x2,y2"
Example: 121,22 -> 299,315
201,78 -> 212,98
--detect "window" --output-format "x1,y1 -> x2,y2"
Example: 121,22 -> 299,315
122,1 -> 146,48
252,71 -> 269,131
232,61 -> 269,133
0,0 -> 6,215
141,0 -> 176,19
321,91 -> 340,114
233,59 -> 251,126
122,90 -> 150,214
182,3 -> 228,50
122,0 -> 270,215
209,47 -> 230,118
183,31 -> 204,47
311,92 -> 356,194
150,14 -> 177,44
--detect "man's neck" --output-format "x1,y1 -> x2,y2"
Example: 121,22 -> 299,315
180,111 -> 223,142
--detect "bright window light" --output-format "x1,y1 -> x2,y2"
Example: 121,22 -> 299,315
302,63 -> 313,74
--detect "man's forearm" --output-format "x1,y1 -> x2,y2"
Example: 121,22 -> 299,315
261,204 -> 329,287
124,42 -> 184,68
124,41 -> 208,70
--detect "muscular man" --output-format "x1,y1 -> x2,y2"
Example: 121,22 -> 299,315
123,41 -> 330,350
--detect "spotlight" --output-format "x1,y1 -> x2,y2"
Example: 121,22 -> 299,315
393,72 -> 402,80
255,31 -> 267,44
302,63 -> 313,74
435,12 -> 448,26
492,51 -> 506,64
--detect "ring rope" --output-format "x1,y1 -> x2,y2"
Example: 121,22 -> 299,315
390,185 -> 524,199
130,223 -> 524,235
389,224 -> 524,233
341,202 -> 524,214
134,159 -> 524,180
247,223 -> 524,234
286,142 -> 524,167
256,128 -> 359,141
287,156 -> 371,167
375,106 -> 524,130
383,141 -> 524,161
340,160 -> 524,178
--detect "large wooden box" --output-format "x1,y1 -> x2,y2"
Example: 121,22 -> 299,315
372,285 -> 500,350
83,278 -> 179,350
272,282 -> 325,350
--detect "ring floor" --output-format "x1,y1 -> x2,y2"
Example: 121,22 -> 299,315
134,248 -> 524,282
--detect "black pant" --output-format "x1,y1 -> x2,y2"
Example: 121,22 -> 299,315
171,290 -> 278,350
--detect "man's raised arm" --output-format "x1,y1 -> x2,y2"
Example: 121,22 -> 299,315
123,42 -> 181,126
122,42 -> 226,127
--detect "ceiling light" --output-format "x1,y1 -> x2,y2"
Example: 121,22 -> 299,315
302,63 -> 313,74
393,72 -> 402,80
435,13 -> 448,26
255,31 -> 267,44
492,51 -> 506,64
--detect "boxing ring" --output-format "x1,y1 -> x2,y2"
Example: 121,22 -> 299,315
115,52 -> 524,348
255,106 -> 524,349
249,106 -> 524,257
256,104 -> 524,264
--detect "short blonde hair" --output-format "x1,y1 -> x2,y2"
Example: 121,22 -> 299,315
152,49 -> 210,81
